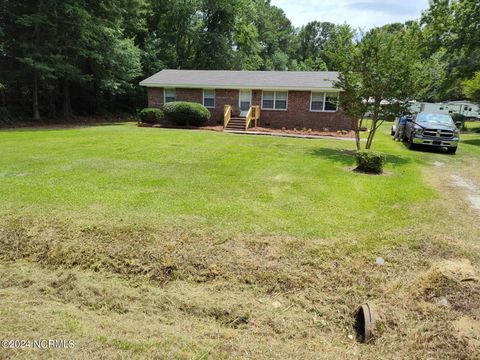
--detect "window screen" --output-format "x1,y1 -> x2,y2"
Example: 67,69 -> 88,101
165,88 -> 176,103
262,91 -> 274,109
275,91 -> 287,109
311,92 -> 324,111
203,89 -> 215,108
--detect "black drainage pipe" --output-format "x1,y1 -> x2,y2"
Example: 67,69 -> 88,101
354,303 -> 377,343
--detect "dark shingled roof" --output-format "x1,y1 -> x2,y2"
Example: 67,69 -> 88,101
140,69 -> 341,91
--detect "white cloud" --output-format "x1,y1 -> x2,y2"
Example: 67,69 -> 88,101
271,0 -> 430,29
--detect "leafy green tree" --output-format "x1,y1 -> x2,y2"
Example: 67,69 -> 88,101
297,58 -> 328,71
415,49 -> 449,102
231,0 -> 262,70
145,0 -> 200,70
463,72 -> 480,105
1,0 -> 59,120
324,24 -> 355,71
297,21 -> 336,69
0,0 -> 143,119
335,26 -> 420,150
252,0 -> 298,70
422,0 -> 480,100
193,0 -> 240,69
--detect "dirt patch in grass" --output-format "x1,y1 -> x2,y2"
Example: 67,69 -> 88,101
454,316 -> 480,353
407,259 -> 480,358
412,259 -> 480,314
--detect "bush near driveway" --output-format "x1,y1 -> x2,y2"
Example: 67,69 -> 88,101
451,113 -> 468,131
163,101 -> 210,126
355,151 -> 385,174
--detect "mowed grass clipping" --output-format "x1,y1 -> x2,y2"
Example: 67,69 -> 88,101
0,122 -> 479,359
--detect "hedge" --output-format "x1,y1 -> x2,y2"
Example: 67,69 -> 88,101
163,101 -> 210,126
139,108 -> 164,124
355,151 -> 385,174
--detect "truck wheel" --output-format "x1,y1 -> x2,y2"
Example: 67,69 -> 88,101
407,135 -> 416,150
447,147 -> 457,154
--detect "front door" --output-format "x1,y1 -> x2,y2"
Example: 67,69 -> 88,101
239,90 -> 251,117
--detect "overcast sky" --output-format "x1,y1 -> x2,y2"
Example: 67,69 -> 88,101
271,0 -> 431,29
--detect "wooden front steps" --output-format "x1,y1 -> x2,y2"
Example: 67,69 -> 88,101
223,105 -> 260,131
225,117 -> 246,131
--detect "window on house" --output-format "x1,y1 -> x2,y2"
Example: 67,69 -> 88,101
311,92 -> 339,111
311,92 -> 324,111
165,88 -> 176,103
203,89 -> 215,108
262,91 -> 287,110
262,91 -> 274,109
275,91 -> 287,109
325,93 -> 339,111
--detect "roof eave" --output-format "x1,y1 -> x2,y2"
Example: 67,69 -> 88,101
139,82 -> 343,92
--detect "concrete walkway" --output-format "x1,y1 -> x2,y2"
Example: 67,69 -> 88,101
223,129 -> 356,141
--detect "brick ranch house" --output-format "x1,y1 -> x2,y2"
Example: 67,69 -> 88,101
139,69 -> 355,131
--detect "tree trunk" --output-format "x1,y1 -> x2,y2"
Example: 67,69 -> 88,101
63,79 -> 72,119
48,91 -> 57,119
355,117 -> 364,152
32,68 -> 40,120
365,100 -> 380,150
0,88 -> 6,108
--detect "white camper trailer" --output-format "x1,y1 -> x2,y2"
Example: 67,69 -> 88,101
447,101 -> 480,118
408,101 -> 480,119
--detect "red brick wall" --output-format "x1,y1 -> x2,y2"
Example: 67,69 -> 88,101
176,88 -> 203,103
147,88 -> 164,108
146,87 -> 355,130
252,90 -> 355,131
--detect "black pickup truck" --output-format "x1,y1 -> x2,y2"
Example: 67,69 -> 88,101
403,113 -> 460,154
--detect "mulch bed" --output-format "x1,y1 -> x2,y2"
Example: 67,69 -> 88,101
249,126 -> 354,138
139,122 -> 355,138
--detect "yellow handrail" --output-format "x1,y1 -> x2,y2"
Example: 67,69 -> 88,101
224,105 -> 232,128
245,105 -> 260,130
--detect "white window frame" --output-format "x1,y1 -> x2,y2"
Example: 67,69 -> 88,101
203,89 -> 215,108
310,91 -> 339,112
261,90 -> 288,111
164,88 -> 176,103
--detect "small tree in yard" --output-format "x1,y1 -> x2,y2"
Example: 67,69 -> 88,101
334,25 -> 420,153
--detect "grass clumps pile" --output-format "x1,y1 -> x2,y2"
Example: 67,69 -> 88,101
412,259 -> 480,314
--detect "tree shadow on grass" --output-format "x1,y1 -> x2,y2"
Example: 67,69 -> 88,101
0,122 -> 127,132
402,143 -> 459,156
462,138 -> 480,147
309,148 -> 411,166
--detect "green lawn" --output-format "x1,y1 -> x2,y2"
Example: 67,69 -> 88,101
464,120 -> 480,133
0,124 -> 435,241
0,123 -> 479,359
